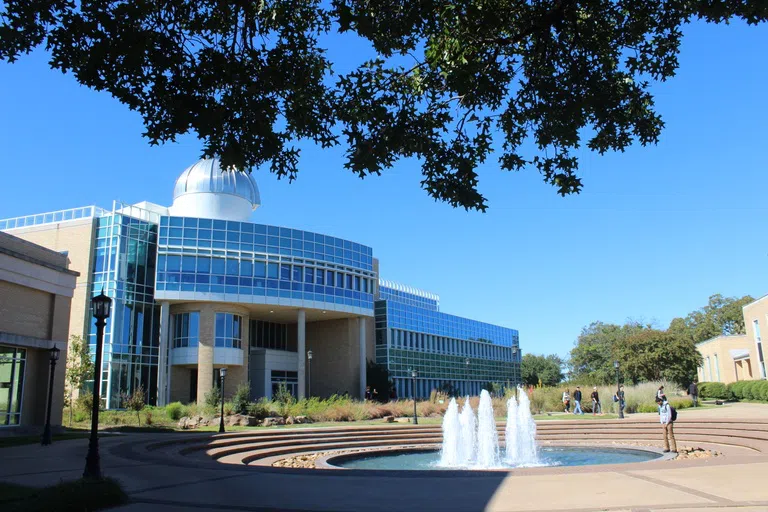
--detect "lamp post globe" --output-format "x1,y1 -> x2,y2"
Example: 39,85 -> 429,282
219,368 -> 227,433
41,346 -> 61,445
84,289 -> 112,479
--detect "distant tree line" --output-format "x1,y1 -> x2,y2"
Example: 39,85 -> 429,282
522,293 -> 753,388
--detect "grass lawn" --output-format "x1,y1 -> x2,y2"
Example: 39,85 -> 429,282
0,478 -> 128,512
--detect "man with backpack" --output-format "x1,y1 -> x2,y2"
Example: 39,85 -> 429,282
656,396 -> 677,453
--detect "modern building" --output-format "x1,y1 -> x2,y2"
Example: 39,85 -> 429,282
696,335 -> 755,384
743,295 -> 768,380
1,231 -> 77,429
0,158 -> 520,407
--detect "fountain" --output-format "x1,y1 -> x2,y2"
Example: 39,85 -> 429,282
516,387 -> 539,465
504,394 -> 519,463
458,396 -> 476,465
438,398 -> 461,466
476,390 -> 500,467
438,387 -> 540,469
334,387 -> 663,470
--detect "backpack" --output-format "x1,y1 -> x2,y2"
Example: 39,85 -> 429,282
670,405 -> 678,422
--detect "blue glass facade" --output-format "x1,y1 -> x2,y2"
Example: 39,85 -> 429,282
155,217 -> 376,312
375,285 -> 520,399
89,213 -> 161,408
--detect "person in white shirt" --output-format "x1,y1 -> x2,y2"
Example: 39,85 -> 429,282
656,396 -> 677,453
562,389 -> 570,413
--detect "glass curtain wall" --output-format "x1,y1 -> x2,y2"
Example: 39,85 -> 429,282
90,211 -> 161,408
0,347 -> 25,426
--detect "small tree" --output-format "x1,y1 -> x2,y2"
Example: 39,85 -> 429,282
122,386 -> 146,426
232,383 -> 251,415
204,385 -> 220,412
65,335 -> 94,426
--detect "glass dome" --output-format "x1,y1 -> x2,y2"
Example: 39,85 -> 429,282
172,158 -> 260,208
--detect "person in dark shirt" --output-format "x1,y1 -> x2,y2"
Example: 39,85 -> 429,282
573,387 -> 583,415
688,381 -> 699,407
591,386 -> 603,416
617,385 -> 626,416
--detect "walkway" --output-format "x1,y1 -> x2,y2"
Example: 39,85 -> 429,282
0,403 -> 766,511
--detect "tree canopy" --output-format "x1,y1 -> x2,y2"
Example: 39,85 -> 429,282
521,353 -> 564,387
568,293 -> 751,387
2,1 -> 766,210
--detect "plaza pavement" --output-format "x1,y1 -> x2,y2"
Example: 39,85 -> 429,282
1,402 -> 766,512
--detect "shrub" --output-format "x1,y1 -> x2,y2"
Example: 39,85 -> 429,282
698,382 -> 731,400
232,383 -> 251,415
76,392 -> 94,418
758,381 -> 768,401
144,410 -> 153,425
73,410 -> 87,423
204,385 -> 220,411
121,386 -> 146,426
165,402 -> 186,421
247,399 -> 271,420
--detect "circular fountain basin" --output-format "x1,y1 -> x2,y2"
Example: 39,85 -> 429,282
330,446 -> 662,471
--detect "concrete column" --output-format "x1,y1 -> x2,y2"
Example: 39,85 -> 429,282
359,316 -> 366,399
157,301 -> 171,406
297,309 -> 306,400
197,308 -> 214,403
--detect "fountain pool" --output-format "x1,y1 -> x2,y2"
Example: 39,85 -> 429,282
331,446 -> 662,470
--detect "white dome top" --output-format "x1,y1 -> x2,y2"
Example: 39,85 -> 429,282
169,158 -> 261,221
173,158 -> 261,208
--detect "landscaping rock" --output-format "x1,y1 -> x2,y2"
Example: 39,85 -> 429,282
262,417 -> 286,427
394,417 -> 411,423
383,416 -> 395,423
294,415 -> 312,424
178,415 -> 206,430
285,416 -> 296,425
226,414 -> 259,427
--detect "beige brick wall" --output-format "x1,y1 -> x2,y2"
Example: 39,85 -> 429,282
696,335 -> 756,384
742,296 -> 768,379
0,280 -> 53,339
306,316 -> 374,398
169,302 -> 250,404
10,220 -> 96,340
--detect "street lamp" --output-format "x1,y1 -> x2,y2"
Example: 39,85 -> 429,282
307,350 -> 313,398
614,360 -> 624,419
411,368 -> 418,425
83,290 -> 112,479
218,368 -> 227,433
41,346 -> 61,445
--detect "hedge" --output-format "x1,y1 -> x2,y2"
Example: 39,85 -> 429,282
699,380 -> 768,402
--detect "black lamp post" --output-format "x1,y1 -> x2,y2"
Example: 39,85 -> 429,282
218,367 -> 227,433
307,350 -> 313,398
41,346 -> 61,445
465,358 -> 470,396
83,290 -> 111,479
614,360 -> 624,419
411,368 -> 418,425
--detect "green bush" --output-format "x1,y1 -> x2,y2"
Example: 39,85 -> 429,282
75,392 -> 94,417
204,385 -> 220,411
165,402 -> 186,421
247,399 -> 272,420
729,381 -> 747,400
698,382 -> 731,400
232,383 -> 251,415
759,381 -> 768,401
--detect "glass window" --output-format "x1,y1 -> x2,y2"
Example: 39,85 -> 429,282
211,258 -> 226,275
0,347 -> 26,426
215,313 -> 242,349
336,273 -> 344,288
240,259 -> 253,277
226,258 -> 239,275
305,267 -> 314,283
267,263 -> 279,279
292,265 -> 303,282
316,269 -> 325,285
280,264 -> 291,280
327,270 -> 334,286
197,256 -> 211,274
166,255 -> 181,272
254,261 -> 266,278
172,312 -> 200,348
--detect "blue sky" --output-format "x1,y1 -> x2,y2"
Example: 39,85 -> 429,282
1,20 -> 766,359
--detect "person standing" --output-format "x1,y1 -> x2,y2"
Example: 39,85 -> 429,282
688,381 -> 699,407
591,386 -> 603,416
573,387 -> 583,415
562,389 -> 571,413
617,385 -> 626,416
657,396 -> 677,453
